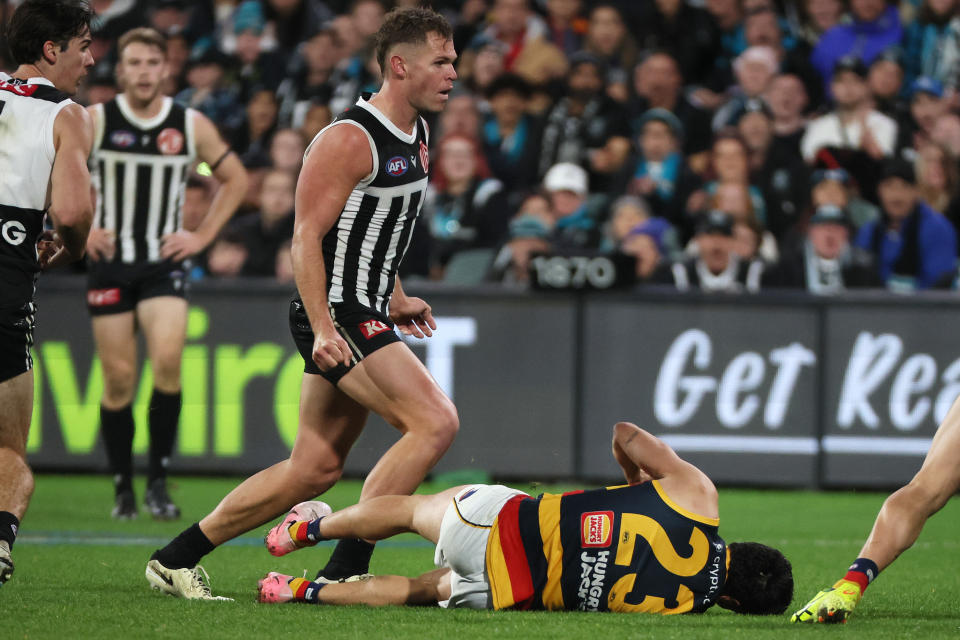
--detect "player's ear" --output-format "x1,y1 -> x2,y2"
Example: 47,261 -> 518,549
42,40 -> 59,66
389,53 -> 407,79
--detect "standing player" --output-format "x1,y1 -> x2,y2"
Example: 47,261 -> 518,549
792,395 -> 960,623
85,27 -> 247,520
257,422 -> 794,616
0,0 -> 95,584
145,8 -> 459,599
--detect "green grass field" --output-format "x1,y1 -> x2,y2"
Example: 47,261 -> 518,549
4,475 -> 960,639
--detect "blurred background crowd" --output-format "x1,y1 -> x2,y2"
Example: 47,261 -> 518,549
4,0 -> 960,294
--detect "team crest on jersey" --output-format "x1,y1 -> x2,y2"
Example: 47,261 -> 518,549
359,319 -> 391,339
581,511 -> 613,548
419,141 -> 429,173
110,130 -> 136,148
386,155 -> 409,177
158,127 -> 184,155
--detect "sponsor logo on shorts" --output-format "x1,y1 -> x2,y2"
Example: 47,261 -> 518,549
110,130 -> 136,148
419,141 -> 429,173
581,511 -> 613,548
359,319 -> 391,339
458,487 -> 479,501
386,155 -> 408,177
158,127 -> 184,155
87,288 -> 122,307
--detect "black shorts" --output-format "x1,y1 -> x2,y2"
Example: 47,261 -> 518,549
0,301 -> 35,384
86,260 -> 188,316
289,298 -> 402,386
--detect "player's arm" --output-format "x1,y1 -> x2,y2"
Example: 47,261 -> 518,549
292,124 -> 371,370
611,422 -> 686,484
43,103 -> 94,269
161,111 -> 247,261
389,276 -> 436,338
83,103 -> 114,262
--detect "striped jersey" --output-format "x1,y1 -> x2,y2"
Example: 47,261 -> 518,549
90,94 -> 197,263
486,481 -> 728,614
0,73 -> 74,304
307,96 -> 429,314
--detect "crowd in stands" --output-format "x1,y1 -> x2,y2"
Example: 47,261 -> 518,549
5,0 -> 960,294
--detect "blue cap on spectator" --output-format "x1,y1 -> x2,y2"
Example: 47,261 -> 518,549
811,167 -> 851,187
625,217 -> 671,254
871,46 -> 903,67
509,214 -> 551,240
809,204 -> 851,227
833,55 -> 867,78
638,108 -> 684,141
910,76 -> 944,99
234,0 -> 266,35
696,210 -> 734,236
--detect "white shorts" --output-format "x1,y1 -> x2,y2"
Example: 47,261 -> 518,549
434,484 -> 528,609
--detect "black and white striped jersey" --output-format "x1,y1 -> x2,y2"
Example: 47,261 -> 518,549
90,95 -> 197,264
310,96 -> 430,314
0,73 -> 74,305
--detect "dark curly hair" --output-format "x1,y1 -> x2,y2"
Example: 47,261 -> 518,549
721,542 -> 794,615
4,0 -> 93,67
373,7 -> 452,75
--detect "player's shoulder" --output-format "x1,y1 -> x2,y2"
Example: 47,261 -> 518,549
306,120 -> 372,158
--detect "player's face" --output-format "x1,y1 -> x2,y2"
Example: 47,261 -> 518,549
406,33 -> 457,114
54,27 -> 94,95
118,42 -> 168,104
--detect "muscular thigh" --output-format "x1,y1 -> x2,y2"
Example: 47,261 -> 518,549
0,370 -> 34,453
337,342 -> 452,432
92,312 -> 137,377
288,372 -> 370,468
136,296 -> 187,366
916,396 -> 960,494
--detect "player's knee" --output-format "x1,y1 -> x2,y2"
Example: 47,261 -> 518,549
300,464 -> 343,497
902,475 -> 952,516
103,368 -> 136,404
152,359 -> 182,390
425,401 -> 459,455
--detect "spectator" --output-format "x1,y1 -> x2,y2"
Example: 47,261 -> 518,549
710,181 -> 779,262
82,63 -> 117,107
181,176 -> 214,234
809,167 -> 881,232
478,0 -> 567,85
349,0 -> 386,43
544,0 -> 587,57
651,210 -> 764,293
458,35 -> 507,98
298,100 -> 333,143
542,162 -> 605,249
621,219 -> 670,281
438,93 -> 482,141
855,158 -> 958,290
897,77 -> 949,157
232,87 -> 279,165
798,0 -> 846,46
276,27 -> 339,128
581,4 -> 639,103
327,43 -> 382,116
232,168 -> 296,277
868,48 -> 907,119
205,228 -> 249,278
268,128 -> 307,174
491,193 -> 554,286
704,0 -> 747,88
634,0 -> 720,87
231,0 -> 287,102
162,31 -> 192,96
902,0 -> 960,93
736,99 -> 810,240
630,51 -> 713,158
915,141 -> 960,231
176,41 -> 245,136
713,46 -> 779,132
481,73 -> 543,194
762,205 -> 882,292
263,0 -> 334,62
626,109 -> 701,232
810,0 -> 902,89
765,73 -> 809,155
801,56 -> 897,200
932,113 -> 960,158
422,134 -> 510,272
538,52 -> 632,192
742,6 -> 824,108
698,133 -> 768,230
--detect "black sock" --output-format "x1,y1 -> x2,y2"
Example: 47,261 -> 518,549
151,523 -> 215,569
317,538 -> 375,579
148,389 -> 181,483
0,511 -> 20,549
101,404 -> 134,494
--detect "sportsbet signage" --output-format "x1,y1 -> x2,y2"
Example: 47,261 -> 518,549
28,279 -> 960,488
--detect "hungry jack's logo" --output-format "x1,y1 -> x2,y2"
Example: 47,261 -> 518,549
581,511 -> 613,547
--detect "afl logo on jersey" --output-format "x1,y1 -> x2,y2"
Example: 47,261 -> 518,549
158,127 -> 184,155
419,141 -> 429,173
386,156 -> 409,177
110,130 -> 136,148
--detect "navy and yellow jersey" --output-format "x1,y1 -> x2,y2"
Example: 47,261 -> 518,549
486,481 -> 728,614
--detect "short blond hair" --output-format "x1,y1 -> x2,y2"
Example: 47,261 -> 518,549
117,27 -> 167,59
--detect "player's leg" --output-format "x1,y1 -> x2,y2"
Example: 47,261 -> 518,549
91,310 -> 139,519
314,341 -> 459,580
793,396 -> 960,623
0,370 -> 35,584
136,295 -> 187,519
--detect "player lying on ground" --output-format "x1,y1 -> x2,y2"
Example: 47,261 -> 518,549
258,422 -> 793,615
792,394 -> 960,623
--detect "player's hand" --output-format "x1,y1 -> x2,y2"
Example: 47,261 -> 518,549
161,230 -> 208,261
389,295 -> 436,338
86,227 -> 115,261
37,230 -> 72,270
311,330 -> 352,371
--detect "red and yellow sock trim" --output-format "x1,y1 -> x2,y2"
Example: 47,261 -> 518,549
288,577 -> 311,600
288,521 -> 310,543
